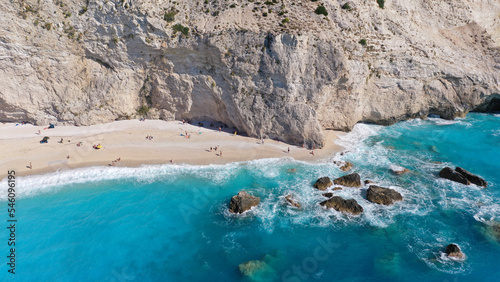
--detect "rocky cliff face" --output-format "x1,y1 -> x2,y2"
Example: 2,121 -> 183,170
1,0 -> 499,147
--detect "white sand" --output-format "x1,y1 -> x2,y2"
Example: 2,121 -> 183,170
0,120 -> 344,177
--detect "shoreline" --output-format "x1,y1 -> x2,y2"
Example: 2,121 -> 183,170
0,120 -> 345,178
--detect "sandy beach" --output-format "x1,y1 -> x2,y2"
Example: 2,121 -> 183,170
0,120 -> 344,177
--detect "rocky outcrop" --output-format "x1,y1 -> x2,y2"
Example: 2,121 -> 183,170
333,173 -> 361,188
444,244 -> 465,259
313,177 -> 333,190
284,194 -> 301,209
1,1 -> 499,147
229,191 -> 260,214
390,166 -> 410,175
439,167 -> 487,187
334,161 -> 353,171
439,167 -> 470,185
455,167 -> 487,187
366,185 -> 403,205
322,192 -> 333,198
320,196 -> 363,215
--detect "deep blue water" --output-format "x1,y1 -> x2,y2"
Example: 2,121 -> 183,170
1,113 -> 499,281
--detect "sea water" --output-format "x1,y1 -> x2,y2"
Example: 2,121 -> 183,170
0,113 -> 499,281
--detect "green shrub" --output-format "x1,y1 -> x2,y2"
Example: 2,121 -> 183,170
79,6 -> 87,15
282,17 -> 289,23
229,4 -> 236,8
163,9 -> 178,22
172,24 -> 189,36
341,3 -> 351,10
137,106 -> 149,115
44,23 -> 52,30
262,12 -> 268,17
359,39 -> 367,46
314,5 -> 328,16
377,0 -> 384,8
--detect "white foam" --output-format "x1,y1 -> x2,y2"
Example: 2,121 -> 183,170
335,123 -> 382,151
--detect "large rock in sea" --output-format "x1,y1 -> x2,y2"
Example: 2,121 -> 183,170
313,177 -> 333,190
320,196 -> 363,215
229,191 -> 260,214
455,167 -> 487,187
366,186 -> 403,205
444,244 -> 465,259
284,194 -> 301,209
333,173 -> 362,188
334,161 -> 353,172
439,167 -> 470,185
390,165 -> 410,175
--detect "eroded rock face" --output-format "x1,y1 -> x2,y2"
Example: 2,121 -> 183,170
229,191 -> 260,214
444,244 -> 465,259
320,196 -> 363,215
439,167 -> 470,185
366,185 -> 403,205
313,177 -> 333,190
455,167 -> 487,187
333,173 -> 361,188
1,1 -> 499,147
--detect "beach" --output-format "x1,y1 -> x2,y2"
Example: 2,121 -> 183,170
0,120 -> 344,177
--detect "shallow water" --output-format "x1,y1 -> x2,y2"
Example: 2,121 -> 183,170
1,113 -> 499,281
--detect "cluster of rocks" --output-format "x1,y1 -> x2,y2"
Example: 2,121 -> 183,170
314,173 -> 403,215
439,167 -> 487,187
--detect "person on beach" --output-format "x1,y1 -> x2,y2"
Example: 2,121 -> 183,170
288,147 -> 290,154
210,147 -> 213,151
262,139 -> 264,144
219,127 -> 222,132
29,162 -> 32,169
234,131 -> 237,136
220,150 -> 222,157
311,151 -> 315,156
67,155 -> 70,159
170,159 -> 174,163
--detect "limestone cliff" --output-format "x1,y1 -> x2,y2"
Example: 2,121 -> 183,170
1,0 -> 499,147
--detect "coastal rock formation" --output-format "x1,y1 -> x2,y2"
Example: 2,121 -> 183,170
1,0 -> 499,147
366,185 -> 403,205
229,191 -> 260,214
313,177 -> 333,190
455,167 -> 487,187
444,244 -> 465,259
334,161 -> 353,172
333,173 -> 361,188
439,166 -> 487,187
364,180 -> 375,185
320,196 -> 363,215
390,166 -> 410,175
439,167 -> 470,185
284,194 -> 301,209
322,192 -> 333,198
333,187 -> 343,191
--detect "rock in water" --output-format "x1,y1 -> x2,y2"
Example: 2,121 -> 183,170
439,167 -> 470,185
455,167 -> 487,187
390,165 -> 410,175
313,177 -> 333,190
322,192 -> 333,198
333,187 -> 343,191
285,194 -> 301,209
444,244 -> 465,259
229,191 -> 260,213
339,161 -> 353,172
238,260 -> 268,277
366,186 -> 403,205
320,196 -> 363,215
333,173 -> 361,188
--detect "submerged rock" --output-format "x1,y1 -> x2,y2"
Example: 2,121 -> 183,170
333,173 -> 361,188
229,191 -> 260,214
285,194 -> 301,209
238,254 -> 279,281
455,167 -> 487,187
333,187 -> 343,191
322,192 -> 333,198
320,196 -> 363,215
439,167 -> 470,185
364,180 -> 375,185
239,260 -> 268,276
334,161 -> 353,172
444,244 -> 465,259
366,186 -> 403,205
313,177 -> 333,190
390,166 -> 410,175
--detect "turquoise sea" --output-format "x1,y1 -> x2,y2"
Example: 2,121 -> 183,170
1,113 -> 499,281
